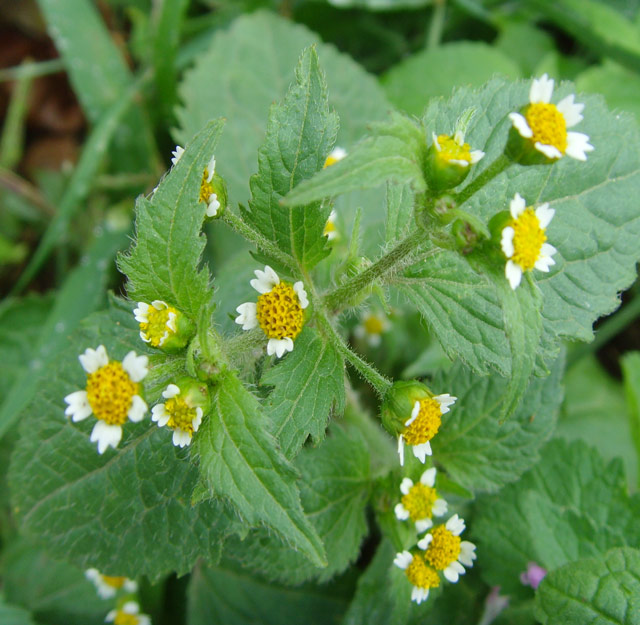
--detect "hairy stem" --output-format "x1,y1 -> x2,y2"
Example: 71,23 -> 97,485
453,153 -> 511,206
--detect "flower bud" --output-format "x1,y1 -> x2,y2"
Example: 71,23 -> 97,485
133,300 -> 195,353
424,131 -> 484,193
381,380 -> 431,437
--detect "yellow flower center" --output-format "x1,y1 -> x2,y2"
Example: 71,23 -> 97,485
402,398 -> 442,446
101,575 -> 127,588
114,612 -> 139,625
256,282 -> 304,340
323,219 -> 336,236
139,304 -> 177,347
324,155 -> 340,168
86,362 -> 139,426
436,135 -> 472,164
524,102 -> 567,154
164,397 -> 198,433
401,483 -> 438,521
510,208 -> 546,271
363,315 -> 384,335
405,554 -> 441,590
199,168 -> 214,204
424,525 -> 461,570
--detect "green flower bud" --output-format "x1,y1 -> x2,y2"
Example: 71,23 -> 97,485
381,380 -> 432,437
133,300 -> 195,353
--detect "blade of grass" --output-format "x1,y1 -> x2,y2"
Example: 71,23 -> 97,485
0,58 -> 64,83
0,60 -> 33,170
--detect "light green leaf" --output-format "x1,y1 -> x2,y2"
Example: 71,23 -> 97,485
327,0 -> 431,8
194,371 -> 326,568
385,182 -> 414,245
224,423 -> 370,584
0,601 -> 37,625
118,120 -> 223,318
382,42 -> 521,116
261,327 -> 344,459
186,560 -> 348,625
535,547 -> 640,625
9,304 -> 239,580
432,352 -> 563,493
474,439 -> 640,594
242,46 -> 337,271
494,22 -> 556,77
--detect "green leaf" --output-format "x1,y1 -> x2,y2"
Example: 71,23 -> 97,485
193,371 -> 326,568
223,422 -> 370,584
494,22 -> 556,77
0,600 -> 37,625
382,42 -> 521,116
385,182 -> 414,245
474,439 -> 640,594
535,547 -> 640,625
118,120 -> 224,318
432,352 -> 563,493
241,46 -> 337,271
9,304 -> 239,580
622,352 -> 640,486
186,560 -> 348,625
261,327 -> 344,459
282,112 -> 426,207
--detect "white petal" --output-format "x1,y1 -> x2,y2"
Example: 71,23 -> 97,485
530,74 -> 553,104
412,585 -> 429,604
412,441 -> 432,463
293,281 -> 309,309
534,142 -> 562,160
509,112 -> 533,139
435,393 -> 456,413
151,404 -> 170,427
534,254 -> 556,273
446,514 -> 466,535
449,159 -> 470,167
127,395 -> 147,423
150,300 -> 167,311
501,226 -> 515,259
400,477 -> 414,495
206,155 -> 216,181
432,132 -> 441,151
509,193 -> 526,219
556,94 -> 584,127
368,333 -> 382,347
64,390 -> 92,422
206,195 -> 220,217
470,149 -> 484,164
505,260 -> 522,290
444,562 -> 464,583
394,503 -> 410,521
171,145 -> 184,166
123,579 -> 138,592
420,467 -> 437,487
163,384 -> 180,399
250,265 -> 280,294
328,147 -> 347,161
454,129 -> 465,145
90,421 -> 122,454
393,550 -> 413,570
172,429 -> 192,447
417,534 -> 433,551
122,352 -> 148,382
459,541 -> 477,567
79,345 -> 108,374
398,435 -> 405,466
235,302 -> 258,330
166,311 -> 177,332
193,407 -> 203,432
133,302 -> 149,323
566,131 -> 594,161
138,617 -> 151,625
267,337 -> 294,358
122,602 -> 141,615
106,610 -> 117,622
432,498 -> 448,516
405,400 -> 421,427
139,331 -> 151,343
415,518 -> 433,533
535,203 -> 555,229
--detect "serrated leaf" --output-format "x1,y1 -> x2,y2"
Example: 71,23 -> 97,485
223,423 -> 370,585
242,46 -> 337,271
193,371 -> 326,568
535,547 -> 640,625
118,120 -> 223,318
385,182 -> 414,245
186,560 -> 348,625
282,112 -> 426,207
474,439 -> 640,594
261,327 -> 344,459
8,305 -> 238,580
432,352 -> 564,493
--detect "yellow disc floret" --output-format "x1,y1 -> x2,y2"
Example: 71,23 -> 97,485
101,575 -> 127,589
436,135 -> 472,164
524,103 -> 567,154
86,362 -> 139,426
164,397 -> 198,434
405,554 -> 441,590
424,525 -> 461,570
403,398 -> 442,446
199,168 -> 214,204
364,315 -> 384,335
511,208 -> 546,271
256,282 -> 304,340
139,304 -> 177,347
402,483 -> 438,522
114,613 -> 139,625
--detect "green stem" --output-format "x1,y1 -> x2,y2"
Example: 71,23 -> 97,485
453,153 -> 511,206
323,229 -> 427,311
427,0 -> 447,49
221,209 -> 297,273
0,59 -> 64,82
318,313 -> 392,398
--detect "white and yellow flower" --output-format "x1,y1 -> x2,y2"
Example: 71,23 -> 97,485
324,209 -> 339,241
151,380 -> 207,448
170,146 -> 221,217
85,569 -> 137,599
509,74 -> 594,161
417,514 -> 476,583
170,145 -> 185,166
394,467 -> 448,532
106,601 -> 151,625
398,394 -> 456,465
393,550 -> 440,604
431,131 -> 485,168
324,146 -> 347,168
64,345 -> 148,454
354,310 -> 390,347
500,192 -> 556,290
134,300 -> 177,347
235,265 -> 309,358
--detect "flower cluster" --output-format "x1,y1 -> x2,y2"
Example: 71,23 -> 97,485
85,569 -> 150,625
